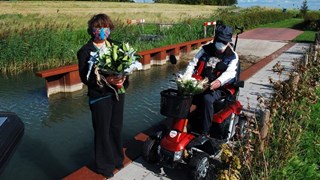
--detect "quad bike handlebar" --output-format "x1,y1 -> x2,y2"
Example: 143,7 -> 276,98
233,25 -> 244,51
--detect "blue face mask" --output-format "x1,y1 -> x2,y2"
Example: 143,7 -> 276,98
93,28 -> 111,40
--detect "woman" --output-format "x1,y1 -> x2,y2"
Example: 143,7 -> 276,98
77,13 -> 127,178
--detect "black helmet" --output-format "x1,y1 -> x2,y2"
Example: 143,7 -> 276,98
215,25 -> 233,42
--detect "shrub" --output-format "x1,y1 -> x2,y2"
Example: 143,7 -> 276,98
303,11 -> 320,30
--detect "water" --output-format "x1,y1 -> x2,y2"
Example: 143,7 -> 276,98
0,62 -> 186,180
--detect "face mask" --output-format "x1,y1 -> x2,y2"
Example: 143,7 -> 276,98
215,42 -> 228,53
93,27 -> 110,40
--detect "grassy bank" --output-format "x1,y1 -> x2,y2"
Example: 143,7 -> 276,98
273,86 -> 320,179
236,40 -> 320,180
0,1 -> 298,74
0,1 -> 223,74
267,55 -> 320,179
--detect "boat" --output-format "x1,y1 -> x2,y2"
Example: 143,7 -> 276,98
0,112 -> 25,173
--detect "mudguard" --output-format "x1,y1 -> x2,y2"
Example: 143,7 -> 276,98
186,136 -> 226,156
160,131 -> 195,152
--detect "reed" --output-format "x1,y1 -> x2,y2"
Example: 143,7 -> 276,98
0,2 -> 296,74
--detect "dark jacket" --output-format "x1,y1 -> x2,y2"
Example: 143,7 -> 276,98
77,39 -> 129,99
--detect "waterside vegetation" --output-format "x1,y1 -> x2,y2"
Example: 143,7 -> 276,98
1,1 -> 316,74
237,43 -> 320,179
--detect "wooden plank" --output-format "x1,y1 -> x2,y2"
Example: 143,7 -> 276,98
36,64 -> 79,78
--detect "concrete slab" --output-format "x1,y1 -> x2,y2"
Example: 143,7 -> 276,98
112,157 -> 188,180
239,43 -> 310,113
236,39 -> 287,58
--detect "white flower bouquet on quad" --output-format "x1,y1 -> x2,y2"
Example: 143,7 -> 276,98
176,74 -> 209,95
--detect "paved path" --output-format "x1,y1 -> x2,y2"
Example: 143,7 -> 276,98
238,28 -> 303,41
64,28 -> 310,180
111,42 -> 310,180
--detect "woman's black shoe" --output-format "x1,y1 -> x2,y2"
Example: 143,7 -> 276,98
95,169 -> 114,179
103,172 -> 114,179
115,164 -> 124,170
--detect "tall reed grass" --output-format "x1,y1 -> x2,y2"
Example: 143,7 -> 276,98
0,5 -> 296,74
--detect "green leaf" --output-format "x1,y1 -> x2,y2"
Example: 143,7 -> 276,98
117,64 -> 123,72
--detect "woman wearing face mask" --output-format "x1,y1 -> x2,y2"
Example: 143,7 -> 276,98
183,24 -> 239,137
77,13 -> 128,178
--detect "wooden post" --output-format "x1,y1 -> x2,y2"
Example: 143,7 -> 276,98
290,72 -> 300,92
304,54 -> 308,66
259,109 -> 270,152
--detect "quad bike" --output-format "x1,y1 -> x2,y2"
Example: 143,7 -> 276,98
142,26 -> 247,180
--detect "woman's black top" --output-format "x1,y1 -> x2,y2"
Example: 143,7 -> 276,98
77,39 -> 129,99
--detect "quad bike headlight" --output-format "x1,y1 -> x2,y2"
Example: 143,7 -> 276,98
173,150 -> 183,161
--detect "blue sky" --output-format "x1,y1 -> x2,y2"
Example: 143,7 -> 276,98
134,0 -> 320,10
238,0 -> 320,10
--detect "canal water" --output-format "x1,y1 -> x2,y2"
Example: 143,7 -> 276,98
0,61 -> 188,180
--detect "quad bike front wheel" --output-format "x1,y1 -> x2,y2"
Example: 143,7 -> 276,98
142,137 -> 159,163
188,152 -> 210,180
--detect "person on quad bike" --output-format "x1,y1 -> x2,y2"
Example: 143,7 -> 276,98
183,24 -> 239,137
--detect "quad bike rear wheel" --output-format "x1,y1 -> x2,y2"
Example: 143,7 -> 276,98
235,114 -> 249,141
188,152 -> 210,180
142,137 -> 159,163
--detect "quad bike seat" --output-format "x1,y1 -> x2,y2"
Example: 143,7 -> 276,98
214,80 -> 244,112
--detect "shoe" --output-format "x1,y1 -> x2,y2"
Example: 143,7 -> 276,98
115,164 -> 124,170
103,171 -> 114,179
95,169 -> 114,179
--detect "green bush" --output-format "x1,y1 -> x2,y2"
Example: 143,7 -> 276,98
215,7 -> 295,30
303,11 -> 320,30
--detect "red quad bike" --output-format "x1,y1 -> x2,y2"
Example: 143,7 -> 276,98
142,26 -> 247,180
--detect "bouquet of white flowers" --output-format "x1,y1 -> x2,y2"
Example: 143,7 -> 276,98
86,41 -> 142,101
97,42 -> 141,75
87,41 -> 142,80
176,74 -> 209,95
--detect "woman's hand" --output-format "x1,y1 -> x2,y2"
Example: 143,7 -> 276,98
106,75 -> 126,88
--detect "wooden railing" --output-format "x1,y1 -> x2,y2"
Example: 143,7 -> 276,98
36,37 -> 213,97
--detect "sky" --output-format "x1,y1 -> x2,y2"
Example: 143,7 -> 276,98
134,0 -> 320,10
238,0 -> 320,10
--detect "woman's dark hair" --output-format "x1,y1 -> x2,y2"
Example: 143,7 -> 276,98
87,13 -> 115,38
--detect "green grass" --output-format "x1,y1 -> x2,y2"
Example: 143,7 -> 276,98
294,30 -> 316,42
257,18 -> 304,28
271,87 -> 320,179
257,18 -> 316,42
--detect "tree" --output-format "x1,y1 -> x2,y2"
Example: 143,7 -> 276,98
153,0 -> 237,5
300,0 -> 308,16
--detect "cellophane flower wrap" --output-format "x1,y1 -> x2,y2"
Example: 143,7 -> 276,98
176,73 -> 209,95
96,42 -> 142,76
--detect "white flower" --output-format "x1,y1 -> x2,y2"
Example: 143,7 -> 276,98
96,42 -> 141,76
176,73 -> 209,95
